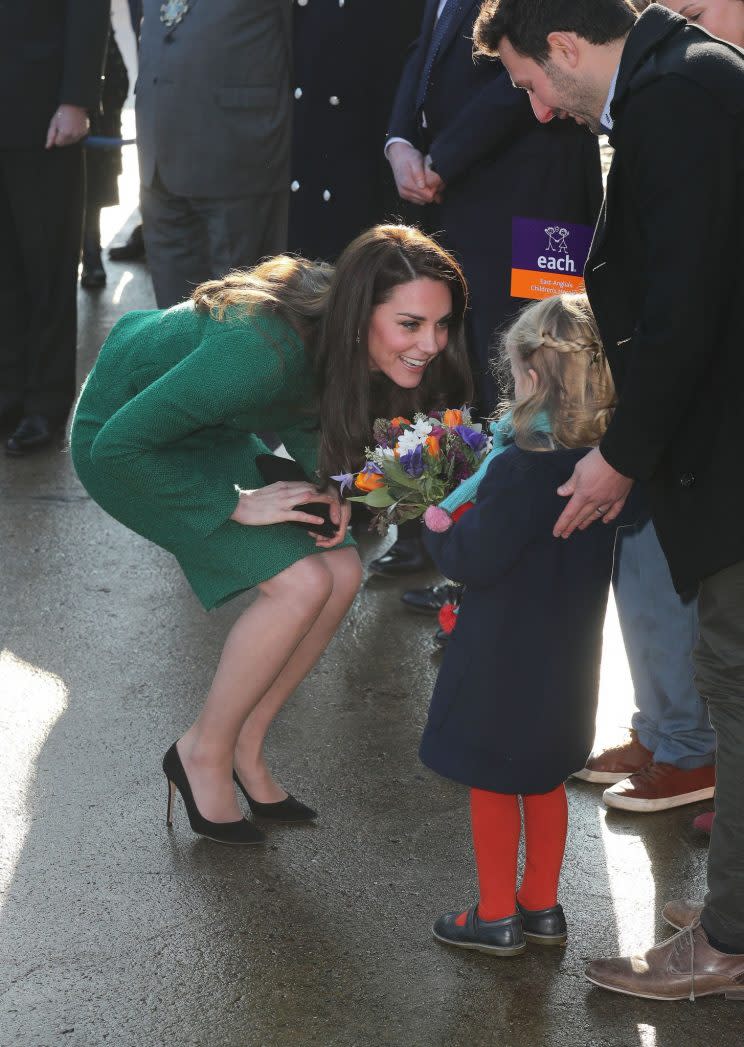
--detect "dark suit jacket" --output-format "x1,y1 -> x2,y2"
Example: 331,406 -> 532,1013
387,0 -> 602,412
136,0 -> 291,197
1,1 -> 109,149
586,6 -> 744,592
420,445 -> 627,794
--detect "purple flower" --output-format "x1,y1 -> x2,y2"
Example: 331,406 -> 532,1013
331,472 -> 355,495
360,462 -> 383,476
454,425 -> 488,453
400,445 -> 424,478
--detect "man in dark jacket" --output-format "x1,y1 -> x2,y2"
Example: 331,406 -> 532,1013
0,2 -> 109,455
474,0 -> 744,1000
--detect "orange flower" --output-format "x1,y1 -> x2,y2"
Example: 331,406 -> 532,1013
442,409 -> 463,427
390,416 -> 412,428
425,434 -> 440,457
354,469 -> 386,492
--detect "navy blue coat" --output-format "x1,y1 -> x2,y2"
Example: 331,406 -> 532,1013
420,445 -> 627,794
288,0 -> 424,261
388,0 -> 602,412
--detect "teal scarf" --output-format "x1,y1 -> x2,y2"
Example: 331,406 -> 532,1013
439,410 -> 552,514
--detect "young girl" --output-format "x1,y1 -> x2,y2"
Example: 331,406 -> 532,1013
420,293 -> 630,955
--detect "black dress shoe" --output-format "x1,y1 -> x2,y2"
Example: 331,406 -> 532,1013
368,537 -> 431,577
401,581 -> 464,615
108,223 -> 145,262
6,415 -> 56,456
517,901 -> 568,945
233,771 -> 317,822
433,905 -> 526,956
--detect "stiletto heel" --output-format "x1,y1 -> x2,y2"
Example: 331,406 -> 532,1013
233,770 -> 317,823
166,778 -> 176,827
162,743 -> 266,845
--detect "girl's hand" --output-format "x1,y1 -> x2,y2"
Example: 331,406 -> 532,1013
313,495 -> 352,549
230,482 -> 337,528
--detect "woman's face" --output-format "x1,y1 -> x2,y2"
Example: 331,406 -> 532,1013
662,0 -> 744,46
367,278 -> 453,388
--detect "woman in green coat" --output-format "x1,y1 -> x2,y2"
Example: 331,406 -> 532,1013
71,224 -> 473,845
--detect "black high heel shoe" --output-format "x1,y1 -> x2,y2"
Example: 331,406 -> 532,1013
232,770 -> 317,822
163,744 -> 266,845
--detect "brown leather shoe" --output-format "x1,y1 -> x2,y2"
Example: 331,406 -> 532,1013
572,729 -> 653,784
603,762 -> 715,812
663,899 -> 704,931
586,921 -> 744,1000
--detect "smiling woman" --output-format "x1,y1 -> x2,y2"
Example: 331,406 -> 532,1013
313,224 -> 473,485
70,223 -> 472,848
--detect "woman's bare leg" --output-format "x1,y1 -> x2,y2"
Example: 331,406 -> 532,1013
177,554 -> 344,822
232,547 -> 363,801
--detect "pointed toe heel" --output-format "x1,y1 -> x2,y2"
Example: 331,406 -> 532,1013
233,771 -> 317,822
163,744 -> 265,845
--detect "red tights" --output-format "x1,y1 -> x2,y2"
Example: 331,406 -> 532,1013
455,784 -> 568,925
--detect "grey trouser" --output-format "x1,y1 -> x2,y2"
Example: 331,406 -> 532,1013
141,169 -> 288,309
614,517 -> 714,767
695,559 -> 744,951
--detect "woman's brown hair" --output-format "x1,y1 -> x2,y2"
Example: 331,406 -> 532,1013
191,255 -> 333,344
313,224 -> 473,481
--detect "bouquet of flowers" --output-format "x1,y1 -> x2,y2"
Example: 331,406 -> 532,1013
332,408 -> 491,535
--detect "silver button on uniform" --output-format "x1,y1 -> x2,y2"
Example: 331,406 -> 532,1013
294,87 -> 303,100
291,180 -> 300,192
329,95 -> 340,106
323,190 -> 331,202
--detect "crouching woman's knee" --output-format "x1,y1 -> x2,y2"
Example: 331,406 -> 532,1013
260,555 -> 335,620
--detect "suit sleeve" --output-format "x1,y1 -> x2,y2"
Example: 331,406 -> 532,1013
599,76 -> 737,479
88,323 -> 295,538
386,27 -> 428,144
61,0 -> 110,110
422,455 -> 547,587
428,70 -> 536,184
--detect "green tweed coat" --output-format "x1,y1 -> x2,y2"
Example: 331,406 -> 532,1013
71,302 -> 353,610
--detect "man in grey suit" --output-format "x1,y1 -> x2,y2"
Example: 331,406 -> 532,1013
135,0 -> 291,308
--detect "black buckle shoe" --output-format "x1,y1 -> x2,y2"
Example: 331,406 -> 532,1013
368,538 -> 431,577
517,900 -> 568,945
433,905 -> 526,956
401,581 -> 464,614
6,414 -> 55,456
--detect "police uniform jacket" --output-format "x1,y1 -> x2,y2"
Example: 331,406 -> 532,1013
288,0 -> 424,260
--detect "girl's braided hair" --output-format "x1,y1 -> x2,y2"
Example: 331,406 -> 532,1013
495,293 -> 616,451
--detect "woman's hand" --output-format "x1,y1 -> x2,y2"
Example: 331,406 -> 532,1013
313,495 -> 352,549
230,482 -> 338,528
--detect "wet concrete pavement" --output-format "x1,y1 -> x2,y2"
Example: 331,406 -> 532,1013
0,121 -> 739,1047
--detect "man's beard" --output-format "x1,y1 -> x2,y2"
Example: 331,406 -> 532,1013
544,61 -> 603,135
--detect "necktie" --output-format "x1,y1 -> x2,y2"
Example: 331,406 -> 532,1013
414,0 -> 465,114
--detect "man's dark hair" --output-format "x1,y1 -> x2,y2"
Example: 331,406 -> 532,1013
474,0 -> 637,64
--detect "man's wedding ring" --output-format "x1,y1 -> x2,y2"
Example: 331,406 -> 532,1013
595,506 -> 608,515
